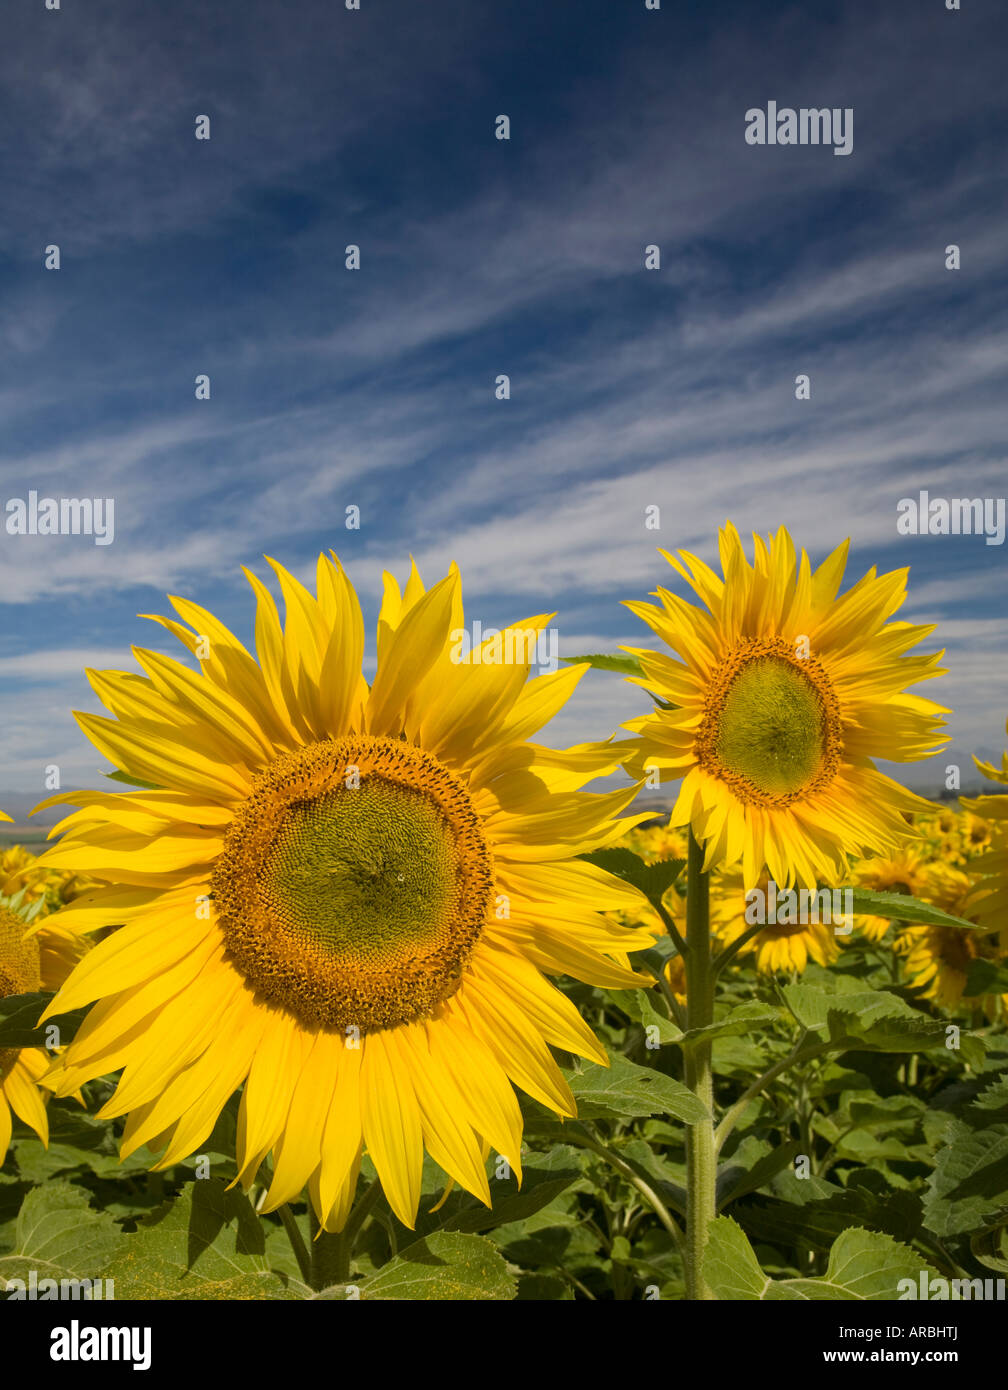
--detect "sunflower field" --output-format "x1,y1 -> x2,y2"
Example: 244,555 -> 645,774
1,527 -> 1006,1304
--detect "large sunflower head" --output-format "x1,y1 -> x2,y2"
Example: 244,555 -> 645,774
622,523 -> 948,890
36,556 -> 652,1230
0,881 -> 87,1164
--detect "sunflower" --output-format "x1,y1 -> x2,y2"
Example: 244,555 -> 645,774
852,846 -> 930,943
898,866 -> 1006,1017
622,523 -> 948,889
36,556 -> 652,1231
961,812 -> 993,855
0,844 -> 94,912
961,724 -> 1008,933
1,888 -> 87,1164
625,823 -> 688,864
710,864 -> 840,973
1,846 -> 47,902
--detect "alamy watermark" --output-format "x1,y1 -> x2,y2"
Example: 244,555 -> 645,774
449,620 -> 559,674
898,1271 -> 1005,1300
4,1271 -> 115,1300
4,491 -> 115,545
745,882 -> 853,936
745,102 -> 854,156
897,491 -> 1005,546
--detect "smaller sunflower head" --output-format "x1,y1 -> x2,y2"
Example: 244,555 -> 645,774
622,523 -> 948,890
711,864 -> 841,974
898,864 -> 1006,1018
0,892 -> 87,1164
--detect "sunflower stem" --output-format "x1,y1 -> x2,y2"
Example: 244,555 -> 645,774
308,1208 -> 347,1291
307,1178 -> 382,1292
683,829 -> 716,1300
714,1031 -> 833,1154
276,1202 -> 312,1287
566,1123 -> 685,1254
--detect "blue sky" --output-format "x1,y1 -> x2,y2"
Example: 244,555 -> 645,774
1,0 -> 1006,808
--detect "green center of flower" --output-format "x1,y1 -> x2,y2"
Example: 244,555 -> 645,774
695,639 -> 843,806
212,736 -> 495,1033
264,781 -> 460,967
716,658 -> 825,795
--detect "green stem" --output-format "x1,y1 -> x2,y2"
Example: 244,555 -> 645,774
683,829 -> 716,1300
308,1178 -> 383,1291
276,1203 -> 312,1287
652,968 -> 688,1031
714,1031 -> 833,1154
558,1123 -> 685,1253
711,921 -> 766,978
654,898 -> 688,960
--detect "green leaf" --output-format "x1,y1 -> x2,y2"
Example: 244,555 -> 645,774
781,976 -> 916,1033
971,1220 -> 1008,1274
717,1139 -> 804,1210
578,848 -> 684,908
834,1011 -> 984,1066
608,988 -> 682,1043
439,1147 -> 586,1236
101,1180 -> 304,1299
964,959 -> 1008,997
104,770 -> 162,789
743,1180 -> 924,1251
704,1218 -> 940,1300
924,1123 -> 1008,1238
779,1227 -> 942,1300
360,1232 -> 515,1301
703,1216 -> 793,1299
849,888 -> 981,931
0,992 -> 88,1050
676,1001 -> 781,1049
0,1181 -> 124,1287
559,653 -> 644,678
566,1054 -> 707,1123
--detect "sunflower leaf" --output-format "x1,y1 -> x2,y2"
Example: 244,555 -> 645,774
780,977 -> 915,1032
923,1077 -> 1008,1238
356,1231 -> 516,1300
704,1217 -> 941,1300
103,770 -> 163,789
0,1180 -> 124,1288
963,959 -> 1008,997
609,987 -> 683,1042
578,848 -> 684,908
742,1178 -> 924,1251
830,1011 -> 985,1066
716,1138 -> 804,1210
559,653 -> 644,678
675,1001 -> 782,1049
0,991 -> 88,1049
848,888 -> 981,931
566,1054 -> 707,1123
100,1180 -> 302,1299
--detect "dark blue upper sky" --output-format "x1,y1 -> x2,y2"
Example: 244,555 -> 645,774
1,0 -> 1006,799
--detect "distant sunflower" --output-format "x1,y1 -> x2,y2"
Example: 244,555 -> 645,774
898,866 -> 1005,1017
622,523 -> 948,889
37,556 -> 651,1230
710,864 -> 840,973
961,726 -> 1008,934
962,812 -> 993,855
0,889 -> 86,1164
853,846 -> 930,943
